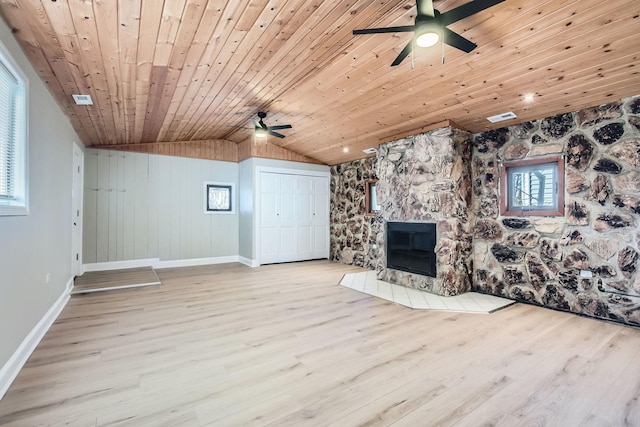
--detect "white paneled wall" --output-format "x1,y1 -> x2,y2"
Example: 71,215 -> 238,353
83,149 -> 239,265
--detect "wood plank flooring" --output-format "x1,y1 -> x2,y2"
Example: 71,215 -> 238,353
1,260 -> 639,426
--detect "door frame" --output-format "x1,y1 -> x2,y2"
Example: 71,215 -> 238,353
254,166 -> 330,266
72,143 -> 84,277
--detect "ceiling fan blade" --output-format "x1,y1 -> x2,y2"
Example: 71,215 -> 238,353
250,118 -> 259,127
353,25 -> 416,35
417,0 -> 435,17
391,41 -> 413,66
268,125 -> 292,130
268,130 -> 286,138
440,0 -> 505,26
443,28 -> 477,53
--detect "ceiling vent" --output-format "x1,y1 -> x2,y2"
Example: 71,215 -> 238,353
362,148 -> 377,154
487,111 -> 517,123
72,94 -> 93,106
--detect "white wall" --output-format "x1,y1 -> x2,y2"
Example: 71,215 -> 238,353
0,20 -> 80,375
238,160 -> 254,261
83,149 -> 239,265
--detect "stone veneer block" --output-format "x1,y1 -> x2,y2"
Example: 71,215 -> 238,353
593,122 -> 625,145
566,134 -> 594,171
530,143 -> 563,157
614,172 -> 640,192
541,113 -> 576,139
608,140 -> 640,168
585,238 -> 619,261
578,101 -> 623,127
533,218 -> 564,234
566,169 -> 590,194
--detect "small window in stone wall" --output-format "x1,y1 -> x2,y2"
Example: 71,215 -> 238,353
500,155 -> 564,217
365,180 -> 379,216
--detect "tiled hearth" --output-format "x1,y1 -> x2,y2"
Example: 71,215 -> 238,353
340,271 -> 515,313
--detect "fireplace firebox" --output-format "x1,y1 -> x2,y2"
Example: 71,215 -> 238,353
386,222 -> 436,278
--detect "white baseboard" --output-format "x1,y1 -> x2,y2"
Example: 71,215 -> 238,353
239,257 -> 259,267
0,277 -> 73,400
82,258 -> 158,272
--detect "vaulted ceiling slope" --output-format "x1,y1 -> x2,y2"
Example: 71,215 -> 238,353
1,0 -> 639,165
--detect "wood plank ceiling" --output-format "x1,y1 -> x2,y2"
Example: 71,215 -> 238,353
1,0 -> 639,165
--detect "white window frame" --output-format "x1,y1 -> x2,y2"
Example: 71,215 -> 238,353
500,155 -> 564,217
0,38 -> 28,216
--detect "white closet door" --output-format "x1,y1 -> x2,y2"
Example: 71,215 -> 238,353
259,171 -> 329,265
296,175 -> 313,260
312,176 -> 329,259
278,174 -> 298,262
259,172 -> 281,264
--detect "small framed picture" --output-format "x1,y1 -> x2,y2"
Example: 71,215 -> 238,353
204,182 -> 235,214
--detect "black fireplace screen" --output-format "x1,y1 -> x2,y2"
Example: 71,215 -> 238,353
386,222 -> 436,278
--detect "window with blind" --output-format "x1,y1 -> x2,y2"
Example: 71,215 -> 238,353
0,39 -> 28,216
500,155 -> 564,217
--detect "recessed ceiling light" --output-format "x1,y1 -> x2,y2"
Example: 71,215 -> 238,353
523,93 -> 535,102
72,94 -> 93,105
342,147 -> 349,153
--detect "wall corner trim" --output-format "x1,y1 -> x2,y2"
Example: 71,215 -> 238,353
0,277 -> 73,400
239,257 -> 259,268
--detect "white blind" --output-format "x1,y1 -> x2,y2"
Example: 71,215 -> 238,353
509,162 -> 558,211
0,59 -> 19,199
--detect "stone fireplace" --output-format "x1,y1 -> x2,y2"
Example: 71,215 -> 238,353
374,126 -> 474,296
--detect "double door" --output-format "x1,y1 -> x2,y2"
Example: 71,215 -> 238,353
259,172 -> 329,264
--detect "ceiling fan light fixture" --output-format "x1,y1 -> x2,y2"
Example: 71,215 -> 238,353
353,0 -> 505,66
254,127 -> 268,138
415,30 -> 440,48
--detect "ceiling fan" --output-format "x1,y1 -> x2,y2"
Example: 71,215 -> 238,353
252,112 -> 292,138
352,0 -> 505,66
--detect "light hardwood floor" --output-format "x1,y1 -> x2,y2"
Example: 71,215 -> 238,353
1,260 -> 639,426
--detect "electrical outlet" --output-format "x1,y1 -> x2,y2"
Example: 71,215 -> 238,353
46,273 -> 50,284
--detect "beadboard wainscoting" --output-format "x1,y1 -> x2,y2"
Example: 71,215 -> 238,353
83,149 -> 240,265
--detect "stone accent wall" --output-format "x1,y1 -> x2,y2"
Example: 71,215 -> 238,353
330,157 -> 380,269
375,127 -> 474,296
473,95 -> 640,326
